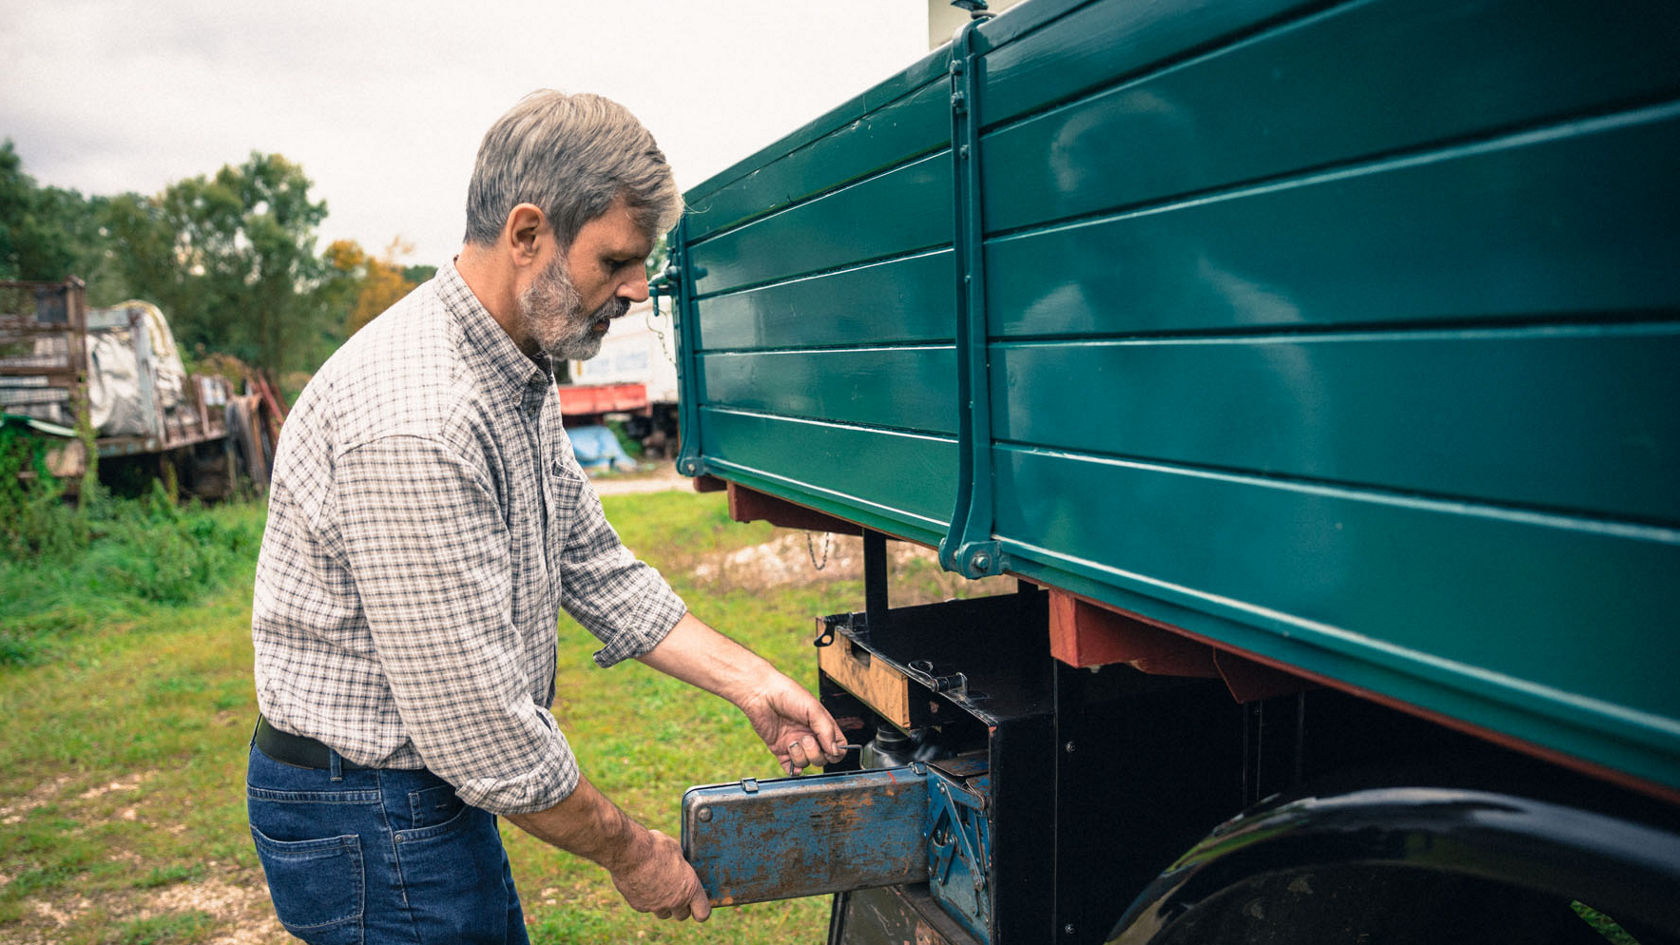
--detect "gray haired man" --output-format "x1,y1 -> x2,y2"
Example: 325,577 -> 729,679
248,91 -> 846,944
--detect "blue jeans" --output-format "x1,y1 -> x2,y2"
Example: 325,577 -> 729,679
247,744 -> 529,944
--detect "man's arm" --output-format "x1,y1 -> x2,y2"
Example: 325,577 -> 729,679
505,774 -> 709,922
638,613 -> 849,775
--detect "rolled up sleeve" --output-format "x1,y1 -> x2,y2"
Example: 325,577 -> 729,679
554,473 -> 687,668
335,435 -> 578,815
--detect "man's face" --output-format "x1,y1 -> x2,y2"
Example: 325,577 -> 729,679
517,195 -> 653,362
516,254 -> 622,362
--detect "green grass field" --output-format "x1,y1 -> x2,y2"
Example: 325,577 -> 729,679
0,482 -> 998,943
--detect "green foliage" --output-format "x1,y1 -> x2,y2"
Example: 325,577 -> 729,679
114,911 -> 216,945
103,152 -> 337,377
0,141 -> 128,299
0,488 -> 263,666
0,487 -> 850,942
0,423 -> 87,562
87,483 -> 261,605
401,263 -> 438,284
0,139 -> 75,281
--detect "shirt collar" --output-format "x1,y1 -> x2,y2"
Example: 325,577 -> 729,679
434,260 -> 553,399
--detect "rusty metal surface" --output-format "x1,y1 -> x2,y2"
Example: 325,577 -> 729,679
681,767 -> 931,906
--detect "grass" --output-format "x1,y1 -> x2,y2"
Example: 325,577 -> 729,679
0,481 -> 992,943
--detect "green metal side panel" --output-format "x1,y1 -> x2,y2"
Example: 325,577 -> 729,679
672,0 -> 1680,795
699,250 -> 955,351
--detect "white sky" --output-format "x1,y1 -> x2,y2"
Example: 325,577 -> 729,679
0,0 -> 932,266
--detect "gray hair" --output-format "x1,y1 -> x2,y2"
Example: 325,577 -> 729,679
463,90 -> 682,249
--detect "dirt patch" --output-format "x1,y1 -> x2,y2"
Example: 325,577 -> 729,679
148,876 -> 285,945
0,775 -> 73,825
76,771 -> 151,801
8,870 -> 287,945
691,530 -> 1016,603
693,531 -> 909,589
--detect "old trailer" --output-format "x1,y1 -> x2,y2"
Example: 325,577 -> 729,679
664,1 -> 1680,942
0,277 -> 274,496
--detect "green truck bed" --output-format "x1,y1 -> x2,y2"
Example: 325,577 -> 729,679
668,0 -> 1680,797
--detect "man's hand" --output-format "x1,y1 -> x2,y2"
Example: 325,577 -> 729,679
740,672 -> 848,775
610,828 -> 711,922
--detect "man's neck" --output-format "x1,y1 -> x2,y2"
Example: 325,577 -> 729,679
454,244 -> 525,346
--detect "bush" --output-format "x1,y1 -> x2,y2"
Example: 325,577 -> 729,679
1,464 -> 265,662
0,424 -> 88,562
92,482 -> 260,604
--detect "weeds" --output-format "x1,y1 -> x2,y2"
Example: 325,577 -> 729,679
0,474 -> 262,665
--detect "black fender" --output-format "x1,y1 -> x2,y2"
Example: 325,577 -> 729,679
1107,787 -> 1680,944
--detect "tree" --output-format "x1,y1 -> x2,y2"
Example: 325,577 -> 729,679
323,237 -> 425,338
0,139 -> 76,281
103,152 -> 335,378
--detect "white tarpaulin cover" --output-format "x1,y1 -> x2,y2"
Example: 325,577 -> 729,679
84,301 -> 190,437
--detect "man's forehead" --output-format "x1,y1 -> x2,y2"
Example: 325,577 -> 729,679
579,199 -> 655,256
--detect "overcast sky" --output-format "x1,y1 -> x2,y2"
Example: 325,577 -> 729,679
2,0 -> 932,266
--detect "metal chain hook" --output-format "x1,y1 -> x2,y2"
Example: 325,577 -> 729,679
806,531 -> 832,571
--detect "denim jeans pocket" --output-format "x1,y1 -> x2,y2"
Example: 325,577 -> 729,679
250,826 -> 365,944
407,784 -> 466,831
388,803 -> 514,937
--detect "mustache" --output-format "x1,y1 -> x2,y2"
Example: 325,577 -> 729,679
594,298 -> 630,322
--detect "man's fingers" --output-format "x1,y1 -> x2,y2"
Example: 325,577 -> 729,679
787,734 -> 824,771
690,884 -> 712,922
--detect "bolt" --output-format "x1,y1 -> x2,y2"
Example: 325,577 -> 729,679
971,553 -> 991,572
1064,741 -> 1076,753
697,807 -> 712,822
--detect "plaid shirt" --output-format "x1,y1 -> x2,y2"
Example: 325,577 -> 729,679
251,261 -> 685,815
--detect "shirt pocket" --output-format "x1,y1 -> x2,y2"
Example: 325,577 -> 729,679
544,460 -> 586,571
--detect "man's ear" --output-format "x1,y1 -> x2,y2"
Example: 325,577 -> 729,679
505,204 -> 546,265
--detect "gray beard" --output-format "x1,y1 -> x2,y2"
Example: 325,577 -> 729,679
516,257 -> 626,362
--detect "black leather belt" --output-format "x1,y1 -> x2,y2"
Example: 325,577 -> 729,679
254,715 -> 370,771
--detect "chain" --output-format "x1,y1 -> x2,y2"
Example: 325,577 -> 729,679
646,291 -> 676,366
806,531 -> 832,571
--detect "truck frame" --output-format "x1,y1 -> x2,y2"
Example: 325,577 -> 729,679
665,1 -> 1680,942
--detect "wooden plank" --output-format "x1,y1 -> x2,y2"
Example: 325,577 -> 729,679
819,633 -> 914,729
1047,588 -> 1217,676
728,483 -> 862,536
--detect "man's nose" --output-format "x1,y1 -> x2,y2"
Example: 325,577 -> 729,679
617,271 -> 650,303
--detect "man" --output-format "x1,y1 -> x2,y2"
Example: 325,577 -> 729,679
248,90 -> 846,943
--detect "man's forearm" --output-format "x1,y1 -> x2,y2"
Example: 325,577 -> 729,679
636,612 -> 774,707
508,771 -> 709,920
505,773 -> 650,872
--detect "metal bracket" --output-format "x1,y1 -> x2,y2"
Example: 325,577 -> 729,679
938,18 -> 1008,582
907,658 -> 970,699
927,771 -> 993,935
665,217 -> 710,479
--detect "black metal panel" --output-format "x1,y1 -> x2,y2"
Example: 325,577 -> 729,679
1051,665 -> 1245,944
